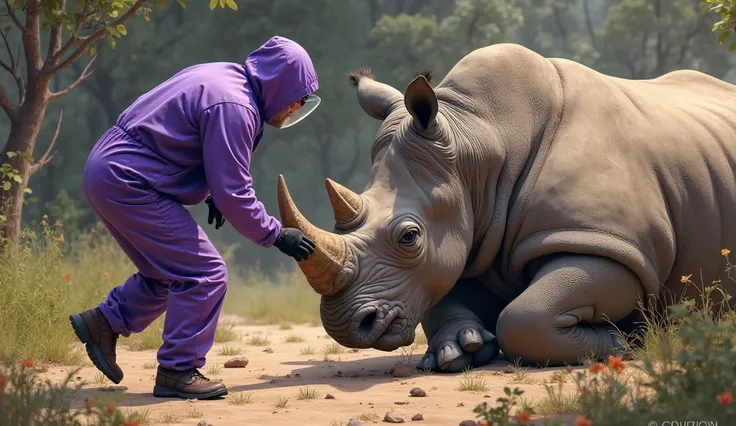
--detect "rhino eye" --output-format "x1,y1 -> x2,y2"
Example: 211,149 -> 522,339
399,229 -> 419,246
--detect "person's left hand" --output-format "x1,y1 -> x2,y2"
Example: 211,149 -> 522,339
205,195 -> 226,230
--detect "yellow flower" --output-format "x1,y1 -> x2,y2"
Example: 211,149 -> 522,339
722,248 -> 731,256
680,274 -> 692,283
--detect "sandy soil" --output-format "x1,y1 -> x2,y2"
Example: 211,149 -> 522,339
42,315 -> 578,426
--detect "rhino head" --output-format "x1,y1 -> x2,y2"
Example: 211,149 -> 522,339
277,67 -> 492,351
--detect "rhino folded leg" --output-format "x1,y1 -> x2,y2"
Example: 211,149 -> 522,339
416,278 -> 507,373
496,254 -> 643,367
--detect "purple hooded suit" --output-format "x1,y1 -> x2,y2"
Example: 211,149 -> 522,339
82,36 -> 318,371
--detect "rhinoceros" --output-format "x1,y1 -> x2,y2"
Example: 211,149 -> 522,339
275,42 -> 736,373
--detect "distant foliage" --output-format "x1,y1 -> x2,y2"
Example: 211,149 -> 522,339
705,0 -> 736,50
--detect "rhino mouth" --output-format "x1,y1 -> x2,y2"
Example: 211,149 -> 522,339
352,303 -> 415,351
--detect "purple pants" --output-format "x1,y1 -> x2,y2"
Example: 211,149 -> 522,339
82,126 -> 228,371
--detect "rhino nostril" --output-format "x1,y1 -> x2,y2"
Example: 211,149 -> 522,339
358,311 -> 378,337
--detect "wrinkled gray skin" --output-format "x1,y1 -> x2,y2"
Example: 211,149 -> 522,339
277,43 -> 736,373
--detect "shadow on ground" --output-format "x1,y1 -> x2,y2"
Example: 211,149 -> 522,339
70,353 -> 525,409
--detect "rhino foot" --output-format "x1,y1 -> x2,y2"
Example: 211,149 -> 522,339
416,319 -> 499,373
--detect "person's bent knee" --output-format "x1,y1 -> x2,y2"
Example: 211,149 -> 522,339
204,258 -> 228,289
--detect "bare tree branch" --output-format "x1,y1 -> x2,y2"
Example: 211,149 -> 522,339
0,27 -> 26,104
3,0 -> 25,30
48,55 -> 96,101
22,0 -> 44,80
0,83 -> 17,120
45,0 -> 68,65
30,110 -> 63,175
45,0 -> 92,66
45,0 -> 148,74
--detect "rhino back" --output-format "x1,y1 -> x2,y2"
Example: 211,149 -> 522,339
506,58 -> 736,301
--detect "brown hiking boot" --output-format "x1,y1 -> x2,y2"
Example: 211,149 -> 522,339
69,308 -> 123,384
153,366 -> 228,399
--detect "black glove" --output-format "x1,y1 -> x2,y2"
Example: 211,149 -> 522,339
273,227 -> 316,261
205,195 -> 226,230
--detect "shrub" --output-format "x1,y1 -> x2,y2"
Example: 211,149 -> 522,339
0,356 -> 145,425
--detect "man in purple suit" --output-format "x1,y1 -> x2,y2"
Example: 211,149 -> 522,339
69,36 -> 319,400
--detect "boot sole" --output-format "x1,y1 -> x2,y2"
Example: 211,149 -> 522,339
69,313 -> 122,385
152,385 -> 228,400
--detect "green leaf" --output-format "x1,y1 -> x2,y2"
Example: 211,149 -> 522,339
177,0 -> 186,7
88,45 -> 97,57
209,0 -> 217,10
3,182 -> 11,191
718,30 -> 730,46
12,175 -> 22,183
2,25 -> 11,35
116,24 -> 127,36
729,40 -> 736,51
156,0 -> 168,10
6,152 -> 16,158
224,0 -> 237,10
23,187 -> 32,194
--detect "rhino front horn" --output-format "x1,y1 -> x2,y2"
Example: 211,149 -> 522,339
277,175 -> 352,296
325,178 -> 364,230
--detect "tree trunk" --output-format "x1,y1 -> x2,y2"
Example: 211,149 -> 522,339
1,89 -> 49,242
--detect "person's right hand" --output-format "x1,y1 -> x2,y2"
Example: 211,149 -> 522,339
273,228 -> 316,261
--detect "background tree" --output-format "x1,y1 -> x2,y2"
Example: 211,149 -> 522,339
0,0 -> 237,243
2,0 -> 733,277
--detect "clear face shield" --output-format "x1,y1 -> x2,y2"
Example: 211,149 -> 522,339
273,94 -> 321,129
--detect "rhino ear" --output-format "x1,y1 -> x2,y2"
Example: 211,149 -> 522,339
347,67 -> 403,121
404,75 -> 438,130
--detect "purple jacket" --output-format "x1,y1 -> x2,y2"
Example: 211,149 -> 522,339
112,36 -> 319,247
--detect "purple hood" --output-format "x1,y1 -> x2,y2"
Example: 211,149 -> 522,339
246,36 -> 320,122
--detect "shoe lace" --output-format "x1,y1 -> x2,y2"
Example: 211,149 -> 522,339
189,369 -> 210,383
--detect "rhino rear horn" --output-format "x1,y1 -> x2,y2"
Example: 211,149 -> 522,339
347,67 -> 403,121
325,178 -> 364,230
404,74 -> 438,130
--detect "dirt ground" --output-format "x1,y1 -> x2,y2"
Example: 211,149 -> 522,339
42,314 -> 578,426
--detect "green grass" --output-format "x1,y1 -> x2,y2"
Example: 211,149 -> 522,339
0,219 -> 321,364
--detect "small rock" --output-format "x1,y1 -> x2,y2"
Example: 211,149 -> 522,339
347,420 -> 362,426
409,387 -> 426,397
394,400 -> 409,405
262,347 -> 273,353
483,395 -> 490,398
501,365 -> 515,374
457,402 -> 464,407
197,422 -> 213,426
295,373 -> 301,378
458,421 -> 477,426
224,357 -> 248,368
392,364 -> 416,378
411,414 -> 424,421
384,411 -> 405,423
325,394 -> 335,399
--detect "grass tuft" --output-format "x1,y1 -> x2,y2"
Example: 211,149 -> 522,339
296,386 -> 319,400
217,344 -> 243,356
229,391 -> 253,405
247,335 -> 270,346
285,333 -> 304,343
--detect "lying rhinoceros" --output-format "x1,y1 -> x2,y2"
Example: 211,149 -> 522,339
275,42 -> 736,373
